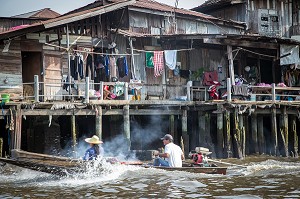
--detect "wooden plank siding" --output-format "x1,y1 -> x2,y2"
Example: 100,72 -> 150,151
0,40 -> 23,99
43,48 -> 63,101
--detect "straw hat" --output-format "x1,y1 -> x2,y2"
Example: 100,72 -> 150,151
85,135 -> 103,144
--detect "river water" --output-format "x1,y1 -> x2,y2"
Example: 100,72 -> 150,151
0,156 -> 299,198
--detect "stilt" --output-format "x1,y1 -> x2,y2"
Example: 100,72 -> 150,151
182,109 -> 189,157
71,115 -> 77,156
225,111 -> 232,158
291,116 -> 298,158
280,106 -> 289,157
233,109 -> 243,158
251,113 -> 259,153
238,114 -> 245,158
95,106 -> 102,140
217,107 -> 224,158
169,115 -> 175,139
257,115 -> 265,154
123,105 -> 131,151
14,106 -> 22,149
271,108 -> 278,155
0,138 -> 3,157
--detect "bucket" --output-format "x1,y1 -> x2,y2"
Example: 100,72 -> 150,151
1,94 -> 10,103
250,94 -> 256,101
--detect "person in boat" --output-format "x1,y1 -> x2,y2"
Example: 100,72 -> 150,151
190,147 -> 212,167
153,134 -> 184,167
83,135 -> 104,160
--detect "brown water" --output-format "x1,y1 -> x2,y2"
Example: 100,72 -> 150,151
0,157 -> 300,198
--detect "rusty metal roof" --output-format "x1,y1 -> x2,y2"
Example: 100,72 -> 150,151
192,0 -> 244,12
12,8 -> 60,19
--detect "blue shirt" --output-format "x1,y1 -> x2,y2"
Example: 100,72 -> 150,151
83,146 -> 104,160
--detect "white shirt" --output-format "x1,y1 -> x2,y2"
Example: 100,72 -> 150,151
164,142 -> 183,167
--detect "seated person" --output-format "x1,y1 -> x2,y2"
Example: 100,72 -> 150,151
103,85 -> 115,100
190,147 -> 212,167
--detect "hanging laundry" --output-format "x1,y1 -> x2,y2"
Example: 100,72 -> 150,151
104,55 -> 110,77
117,57 -> 128,78
85,54 -> 94,80
164,50 -> 177,70
109,56 -> 117,79
78,53 -> 84,80
146,52 -> 154,68
153,51 -> 164,77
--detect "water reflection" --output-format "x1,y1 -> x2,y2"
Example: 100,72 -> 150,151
0,157 -> 300,198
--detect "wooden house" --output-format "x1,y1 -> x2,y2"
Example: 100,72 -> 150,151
0,0 -> 299,160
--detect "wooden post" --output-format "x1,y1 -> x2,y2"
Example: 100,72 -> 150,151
182,109 -> 189,157
123,105 -> 131,151
280,106 -> 289,157
100,81 -> 104,100
124,82 -> 129,100
71,115 -> 77,156
251,113 -> 259,154
34,75 -> 39,102
291,116 -> 298,158
95,106 -> 102,140
85,76 -> 90,104
227,78 -> 232,102
233,109 -> 243,159
217,106 -> 224,158
271,108 -> 278,155
227,45 -> 235,85
169,115 -> 175,139
225,111 -> 232,158
0,138 -> 3,157
258,115 -> 265,154
14,106 -> 22,149
271,83 -> 276,102
238,114 -> 245,157
187,82 -> 191,101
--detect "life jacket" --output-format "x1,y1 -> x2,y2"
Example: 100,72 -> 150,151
192,153 -> 203,164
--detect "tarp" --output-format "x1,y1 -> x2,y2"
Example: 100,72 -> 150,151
280,44 -> 300,65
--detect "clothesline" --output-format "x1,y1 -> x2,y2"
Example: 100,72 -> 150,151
133,48 -> 194,53
44,42 -> 139,56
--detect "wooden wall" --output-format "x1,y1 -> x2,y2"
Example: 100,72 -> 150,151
0,40 -> 23,99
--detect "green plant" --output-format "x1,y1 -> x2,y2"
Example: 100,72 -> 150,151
192,68 -> 204,81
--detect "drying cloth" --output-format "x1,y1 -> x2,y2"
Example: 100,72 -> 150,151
153,51 -> 164,77
109,56 -> 117,79
146,52 -> 154,68
202,71 -> 218,86
164,50 -> 177,70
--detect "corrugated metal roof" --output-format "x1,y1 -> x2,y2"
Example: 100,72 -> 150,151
11,8 -> 60,19
192,0 -> 243,12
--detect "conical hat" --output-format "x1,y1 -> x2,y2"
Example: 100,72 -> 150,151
85,135 -> 103,144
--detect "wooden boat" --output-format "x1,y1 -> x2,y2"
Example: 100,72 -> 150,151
0,149 -> 227,175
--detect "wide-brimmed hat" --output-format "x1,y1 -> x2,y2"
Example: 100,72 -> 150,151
161,134 -> 173,141
195,147 -> 212,155
85,135 -> 103,144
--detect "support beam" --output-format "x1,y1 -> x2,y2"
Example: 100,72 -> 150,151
227,45 -> 235,85
271,108 -> 278,155
217,107 -> 224,158
169,115 -> 175,139
225,111 -> 232,158
14,107 -> 22,149
291,116 -> 298,158
71,115 -> 77,157
280,106 -> 289,157
251,113 -> 259,154
95,106 -> 102,140
198,111 -> 206,147
238,114 -> 245,157
233,110 -> 243,159
182,110 -> 189,157
123,105 -> 131,151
